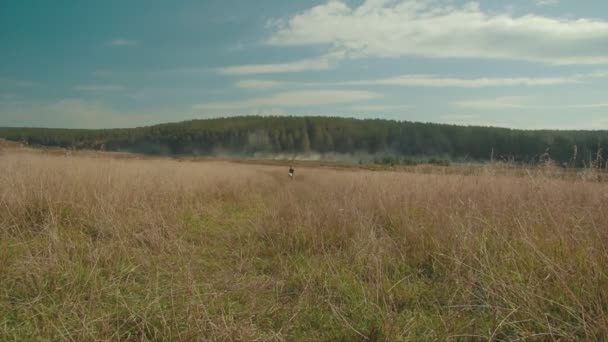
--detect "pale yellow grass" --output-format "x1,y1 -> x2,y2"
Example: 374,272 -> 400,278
1,151 -> 607,341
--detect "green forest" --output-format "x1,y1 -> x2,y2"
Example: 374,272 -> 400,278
1,116 -> 607,166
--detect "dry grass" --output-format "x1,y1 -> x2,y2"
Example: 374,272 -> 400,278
1,150 -> 608,341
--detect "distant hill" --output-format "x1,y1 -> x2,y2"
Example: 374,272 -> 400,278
1,116 -> 607,166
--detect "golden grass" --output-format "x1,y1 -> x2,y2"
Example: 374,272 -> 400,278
1,150 -> 608,341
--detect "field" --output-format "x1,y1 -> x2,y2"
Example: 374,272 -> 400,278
1,149 -> 608,341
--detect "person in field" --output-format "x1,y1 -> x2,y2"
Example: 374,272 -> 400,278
288,166 -> 294,180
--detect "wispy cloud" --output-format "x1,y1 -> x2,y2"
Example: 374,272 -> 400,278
236,71 -> 608,90
92,67 -> 213,79
536,0 -> 559,7
194,90 -> 381,109
219,51 -> 346,75
453,96 -> 530,109
453,96 -> 608,110
235,79 -> 286,89
97,67 -> 608,89
335,75 -> 580,87
15,81 -> 34,87
0,77 -> 35,88
268,0 -> 608,65
0,98 -> 199,129
218,56 -> 332,75
562,103 -> 608,109
350,104 -> 412,111
74,84 -> 126,92
0,98 -> 141,128
109,39 -> 137,46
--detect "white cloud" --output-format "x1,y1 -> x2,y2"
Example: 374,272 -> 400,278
453,96 -> 530,109
235,79 -> 286,89
235,71 -> 606,90
194,90 -> 381,109
575,71 -> 608,80
350,104 -> 412,111
109,39 -> 137,46
74,84 -> 126,92
218,56 -> 333,75
335,74 -> 580,87
268,0 -> 608,65
556,103 -> 608,109
453,96 -> 608,110
92,67 -> 214,79
536,0 -> 559,7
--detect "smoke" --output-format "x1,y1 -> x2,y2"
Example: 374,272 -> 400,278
250,151 -> 396,164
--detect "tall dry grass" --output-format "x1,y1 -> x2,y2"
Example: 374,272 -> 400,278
1,150 -> 607,341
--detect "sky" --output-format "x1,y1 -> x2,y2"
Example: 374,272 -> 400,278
1,0 -> 608,130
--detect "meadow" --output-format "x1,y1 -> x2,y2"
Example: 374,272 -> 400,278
1,149 -> 607,341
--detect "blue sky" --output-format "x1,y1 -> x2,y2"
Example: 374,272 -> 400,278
1,0 -> 607,129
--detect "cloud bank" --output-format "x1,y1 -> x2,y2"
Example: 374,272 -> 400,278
267,0 -> 608,65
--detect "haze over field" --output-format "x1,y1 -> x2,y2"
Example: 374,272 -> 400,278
1,0 -> 608,129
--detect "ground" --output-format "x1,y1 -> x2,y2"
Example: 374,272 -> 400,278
1,148 -> 607,341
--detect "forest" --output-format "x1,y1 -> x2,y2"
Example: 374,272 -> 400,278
1,116 -> 607,166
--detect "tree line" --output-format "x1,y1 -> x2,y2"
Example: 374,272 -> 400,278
1,116 -> 607,166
